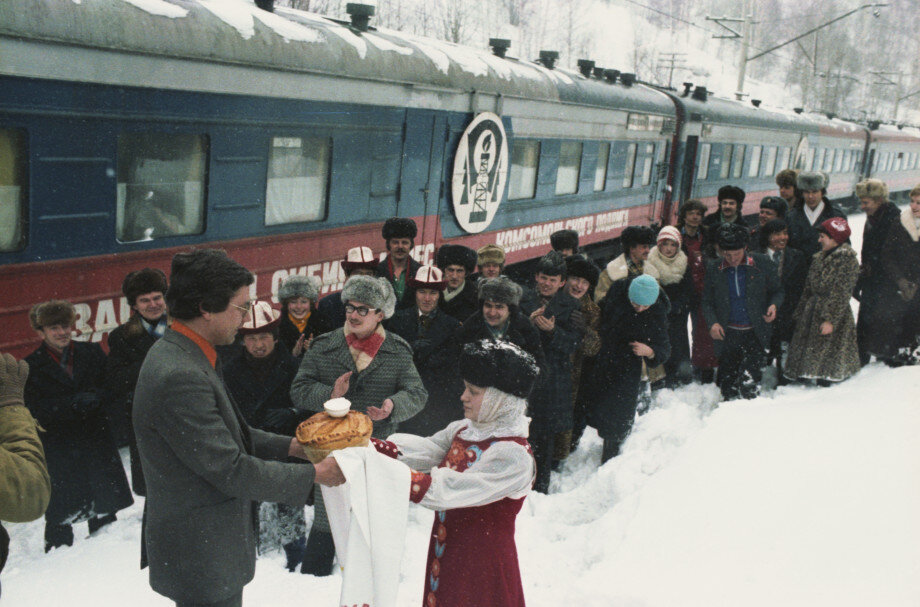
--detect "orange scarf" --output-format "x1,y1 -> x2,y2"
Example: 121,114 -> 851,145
288,311 -> 310,334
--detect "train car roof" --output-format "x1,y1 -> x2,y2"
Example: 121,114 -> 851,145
0,0 -> 673,116
870,124 -> 920,143
674,92 -> 825,133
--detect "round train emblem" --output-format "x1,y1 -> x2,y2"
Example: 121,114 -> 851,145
451,112 -> 508,234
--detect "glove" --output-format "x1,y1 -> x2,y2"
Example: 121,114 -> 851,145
262,408 -> 297,432
0,352 -> 29,408
897,279 -> 918,302
71,392 -> 101,416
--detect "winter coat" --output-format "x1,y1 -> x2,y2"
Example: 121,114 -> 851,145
438,279 -> 480,324
881,207 -> 920,355
317,291 -> 346,332
278,305 -> 334,358
133,328 -> 314,603
683,227 -> 719,368
766,246 -> 808,343
377,256 -> 423,310
386,307 -> 463,436
24,342 -> 133,526
572,295 -> 601,400
290,327 -> 427,439
854,203 -> 903,358
646,247 -> 694,383
0,401 -> 51,572
456,309 -> 547,376
104,314 -> 161,495
519,288 -> 584,434
222,346 -> 302,435
785,243 -> 861,381
786,199 -> 847,259
701,253 -> 784,356
589,279 -> 670,440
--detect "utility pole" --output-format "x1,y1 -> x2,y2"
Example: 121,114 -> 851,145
706,0 -> 754,100
871,71 -> 902,119
657,52 -> 687,89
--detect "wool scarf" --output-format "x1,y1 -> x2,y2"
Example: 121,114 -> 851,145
645,246 -> 688,286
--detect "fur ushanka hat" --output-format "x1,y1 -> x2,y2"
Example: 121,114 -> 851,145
855,179 -> 888,201
716,222 -> 749,251
436,244 -> 477,274
550,229 -> 579,253
477,276 -> 523,307
341,275 -> 397,319
717,185 -> 746,203
278,274 -> 321,303
477,244 -> 506,267
459,339 -> 539,399
565,256 -> 600,288
534,250 -> 567,277
797,171 -> 826,192
382,217 -> 418,241
122,268 -> 168,306
620,226 -> 656,252
775,169 -> 798,189
29,300 -> 76,331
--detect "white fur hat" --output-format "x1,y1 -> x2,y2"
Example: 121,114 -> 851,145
341,275 -> 397,319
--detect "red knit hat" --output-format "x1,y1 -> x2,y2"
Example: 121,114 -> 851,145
818,217 -> 851,245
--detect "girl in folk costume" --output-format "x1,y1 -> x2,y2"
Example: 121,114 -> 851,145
785,217 -> 861,383
645,226 -> 695,386
377,339 -> 538,607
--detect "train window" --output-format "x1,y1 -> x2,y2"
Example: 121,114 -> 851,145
763,146 -> 777,177
264,136 -> 329,225
594,142 -> 610,191
835,150 -> 845,173
117,133 -> 207,243
779,146 -> 791,170
696,143 -> 711,180
641,144 -> 654,186
823,149 -> 834,172
0,128 -> 27,252
719,144 -> 732,179
508,140 -> 540,200
731,145 -> 745,179
747,145 -> 762,177
555,141 -> 582,195
623,143 -> 637,188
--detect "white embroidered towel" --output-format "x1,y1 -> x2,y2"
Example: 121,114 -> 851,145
322,445 -> 410,607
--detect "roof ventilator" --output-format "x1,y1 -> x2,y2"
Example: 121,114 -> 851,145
681,82 -> 693,97
577,59 -> 595,78
346,3 -> 375,32
604,69 -> 620,84
751,99 -> 761,107
620,73 -> 636,87
255,0 -> 274,12
489,38 -> 511,58
593,66 -> 606,79
538,50 -> 559,69
691,85 -> 708,101
868,120 -> 880,130
793,107 -> 804,114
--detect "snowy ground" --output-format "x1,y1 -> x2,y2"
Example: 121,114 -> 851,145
5,211 -> 919,606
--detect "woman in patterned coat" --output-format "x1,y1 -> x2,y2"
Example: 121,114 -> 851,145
785,217 -> 861,383
377,340 -> 538,607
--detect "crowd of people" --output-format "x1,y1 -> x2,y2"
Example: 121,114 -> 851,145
2,172 -> 919,606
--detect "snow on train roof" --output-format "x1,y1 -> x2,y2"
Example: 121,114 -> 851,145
0,0 -> 672,115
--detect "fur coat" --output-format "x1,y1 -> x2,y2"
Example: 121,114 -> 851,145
785,243 -> 861,381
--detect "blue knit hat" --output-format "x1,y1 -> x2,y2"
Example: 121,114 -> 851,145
628,275 -> 659,306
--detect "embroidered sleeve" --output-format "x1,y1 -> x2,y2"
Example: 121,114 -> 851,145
370,437 -> 399,459
388,421 -> 463,472
417,441 -> 534,511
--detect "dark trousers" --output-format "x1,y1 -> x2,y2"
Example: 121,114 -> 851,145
176,592 -> 242,607
529,428 -> 555,494
717,328 -> 765,401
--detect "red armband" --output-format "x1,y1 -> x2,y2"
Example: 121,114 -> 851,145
409,470 -> 432,503
370,437 -> 399,459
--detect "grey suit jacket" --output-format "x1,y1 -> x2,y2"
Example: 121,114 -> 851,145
133,328 -> 314,603
290,327 -> 427,439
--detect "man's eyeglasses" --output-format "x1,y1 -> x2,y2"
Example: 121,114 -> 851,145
229,300 -> 254,316
344,304 -> 379,317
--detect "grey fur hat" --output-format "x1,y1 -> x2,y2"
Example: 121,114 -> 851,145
478,276 -> 523,306
341,275 -> 397,319
278,274 -> 321,303
797,171 -> 826,192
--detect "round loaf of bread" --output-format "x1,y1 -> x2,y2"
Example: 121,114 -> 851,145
295,410 -> 373,463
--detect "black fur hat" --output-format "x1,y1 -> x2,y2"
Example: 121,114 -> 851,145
29,300 -> 76,331
718,185 -> 746,203
620,226 -> 656,252
436,244 -> 477,274
565,255 -> 600,288
122,268 -> 168,306
759,196 -> 788,218
477,276 -> 522,306
550,229 -> 579,253
382,217 -> 418,240
459,339 -> 539,399
716,222 -> 749,251
534,250 -> 567,277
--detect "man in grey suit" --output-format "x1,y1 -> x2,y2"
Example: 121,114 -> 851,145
133,249 -> 344,607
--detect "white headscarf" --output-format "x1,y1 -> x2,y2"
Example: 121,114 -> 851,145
458,386 -> 530,442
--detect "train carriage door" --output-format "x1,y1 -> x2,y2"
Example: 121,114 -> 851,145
680,136 -> 699,205
648,139 -> 670,226
401,109 -> 448,267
